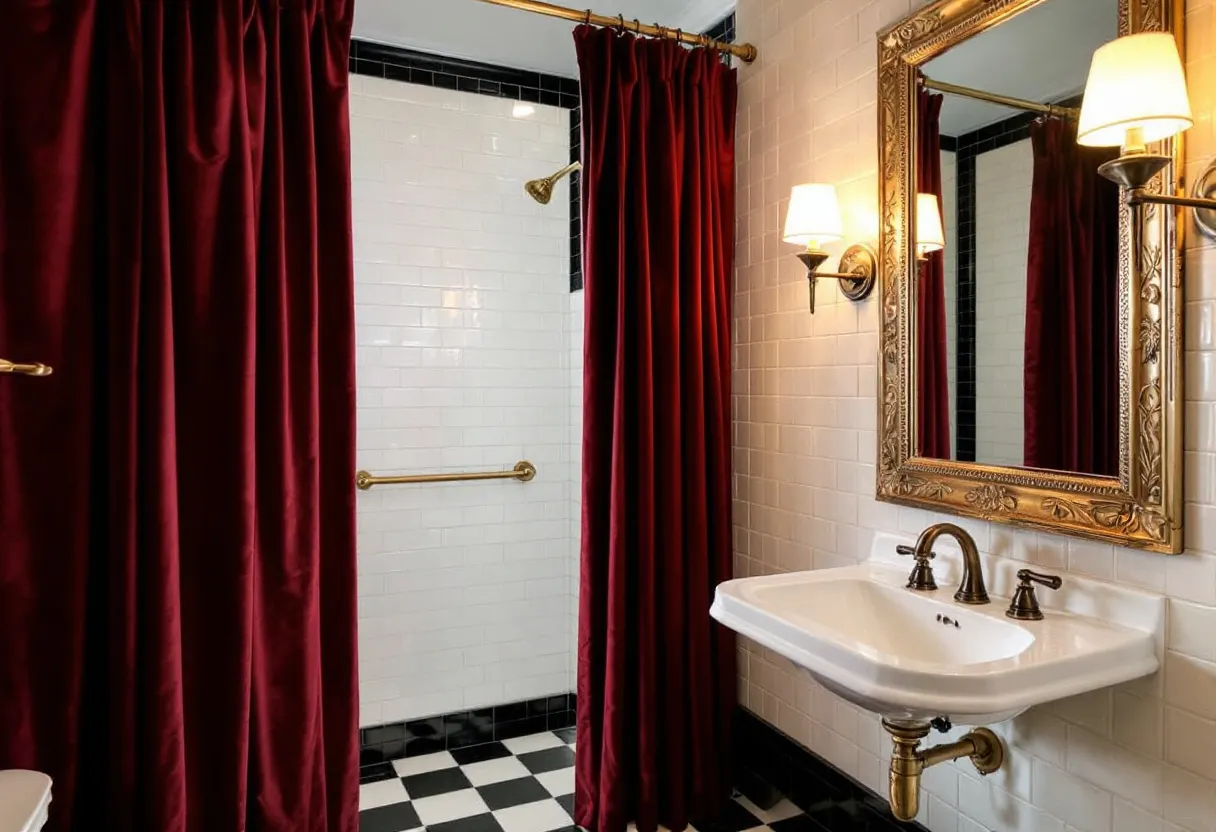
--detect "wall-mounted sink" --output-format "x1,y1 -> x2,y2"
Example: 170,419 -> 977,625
711,532 -> 1163,725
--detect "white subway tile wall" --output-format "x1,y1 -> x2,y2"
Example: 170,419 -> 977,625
733,1 -> 1216,831
350,74 -> 580,728
568,290 -> 583,684
974,140 -> 1032,467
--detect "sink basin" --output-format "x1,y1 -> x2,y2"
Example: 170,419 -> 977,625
711,533 -> 1163,724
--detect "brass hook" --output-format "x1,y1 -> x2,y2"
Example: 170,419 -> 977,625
616,13 -> 625,32
584,8 -> 591,25
633,18 -> 641,34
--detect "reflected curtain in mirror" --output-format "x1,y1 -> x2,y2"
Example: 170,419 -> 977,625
916,88 -> 951,459
1023,118 -> 1120,475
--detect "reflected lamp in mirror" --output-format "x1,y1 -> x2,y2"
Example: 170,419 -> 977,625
1078,32 -> 1216,236
783,184 -> 876,314
915,193 -> 945,261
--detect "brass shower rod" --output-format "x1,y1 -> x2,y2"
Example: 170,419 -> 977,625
921,76 -> 1080,120
472,0 -> 758,63
356,460 -> 537,490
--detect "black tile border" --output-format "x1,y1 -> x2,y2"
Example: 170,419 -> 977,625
349,40 -> 583,293
359,693 -> 577,768
734,708 -> 928,832
952,146 -> 977,462
704,12 -> 738,65
350,41 -> 579,105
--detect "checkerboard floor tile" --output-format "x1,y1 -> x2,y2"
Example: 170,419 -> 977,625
360,731 -> 578,832
358,729 -> 819,832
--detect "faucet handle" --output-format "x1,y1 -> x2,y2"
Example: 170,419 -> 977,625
1006,569 -> 1062,621
899,544 -> 937,591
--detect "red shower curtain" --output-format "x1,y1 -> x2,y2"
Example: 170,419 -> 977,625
917,89 -> 952,460
0,3 -> 359,831
1024,118 -> 1120,474
574,25 -> 736,832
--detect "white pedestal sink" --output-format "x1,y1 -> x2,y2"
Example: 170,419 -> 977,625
711,531 -> 1164,821
711,532 -> 1163,725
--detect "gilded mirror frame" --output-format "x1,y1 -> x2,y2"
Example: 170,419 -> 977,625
876,0 -> 1185,553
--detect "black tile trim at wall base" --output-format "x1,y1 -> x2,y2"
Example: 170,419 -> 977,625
360,693 -> 577,767
734,708 -> 928,832
348,40 -> 583,293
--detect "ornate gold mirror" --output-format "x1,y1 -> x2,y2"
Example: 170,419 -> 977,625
876,0 -> 1184,553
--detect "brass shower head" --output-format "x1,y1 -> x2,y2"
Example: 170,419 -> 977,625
525,161 -> 581,205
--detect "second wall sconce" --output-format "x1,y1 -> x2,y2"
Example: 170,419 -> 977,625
916,193 -> 946,261
783,184 -> 876,314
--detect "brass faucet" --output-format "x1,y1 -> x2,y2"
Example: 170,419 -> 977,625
913,522 -> 989,604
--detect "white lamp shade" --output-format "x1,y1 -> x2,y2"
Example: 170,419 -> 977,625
1077,33 -> 1193,147
783,184 -> 843,248
916,193 -> 945,255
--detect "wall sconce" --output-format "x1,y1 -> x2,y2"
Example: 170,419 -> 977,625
916,193 -> 946,262
783,184 -> 876,314
1078,32 -> 1216,235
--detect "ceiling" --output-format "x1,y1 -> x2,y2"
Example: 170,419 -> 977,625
924,0 -> 1118,137
353,0 -> 737,78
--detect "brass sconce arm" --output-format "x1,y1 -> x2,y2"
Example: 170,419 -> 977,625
1126,188 -> 1216,211
795,245 -> 876,315
1098,154 -> 1216,238
1122,173 -> 1216,239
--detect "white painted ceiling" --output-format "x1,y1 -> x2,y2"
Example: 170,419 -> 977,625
924,0 -> 1118,137
353,0 -> 736,78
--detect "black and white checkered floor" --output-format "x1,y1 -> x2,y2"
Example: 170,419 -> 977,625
359,728 -> 813,832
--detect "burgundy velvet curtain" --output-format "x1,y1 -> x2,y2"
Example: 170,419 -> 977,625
1024,119 -> 1120,474
917,89 -> 952,459
0,3 -> 359,831
574,26 -> 736,832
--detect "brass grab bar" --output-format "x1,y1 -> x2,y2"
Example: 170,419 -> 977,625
0,358 -> 53,377
356,460 -> 537,490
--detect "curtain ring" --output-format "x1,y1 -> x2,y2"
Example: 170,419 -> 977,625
617,14 -> 625,32
633,18 -> 641,34
675,27 -> 683,47
584,9 -> 592,25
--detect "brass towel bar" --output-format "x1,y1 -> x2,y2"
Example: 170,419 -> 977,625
0,359 -> 53,377
356,461 -> 537,490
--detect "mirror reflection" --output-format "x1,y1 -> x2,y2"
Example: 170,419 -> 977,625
914,0 -> 1122,476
